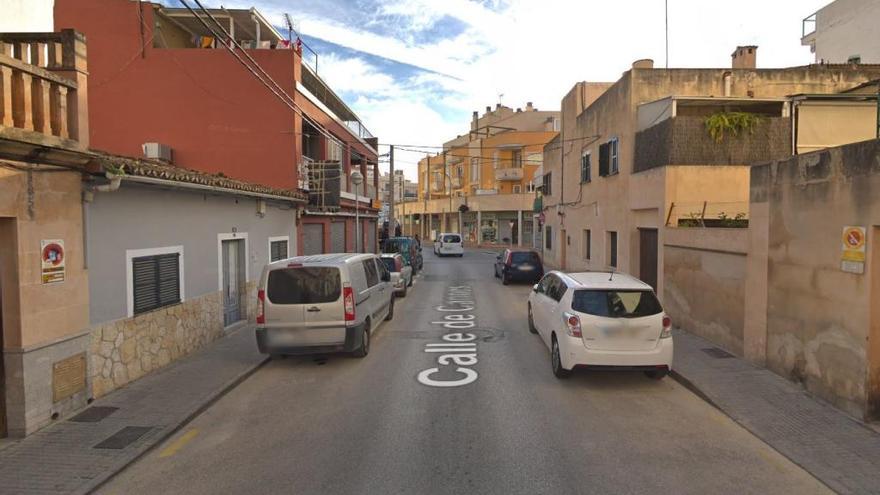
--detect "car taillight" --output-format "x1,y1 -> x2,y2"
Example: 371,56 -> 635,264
661,315 -> 672,338
343,285 -> 355,321
563,311 -> 582,338
256,289 -> 265,324
505,251 -> 512,266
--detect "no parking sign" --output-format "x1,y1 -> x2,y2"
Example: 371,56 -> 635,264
841,226 -> 866,274
41,239 -> 65,284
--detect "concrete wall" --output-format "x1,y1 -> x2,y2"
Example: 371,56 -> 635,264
663,228 -> 749,354
750,139 -> 880,419
0,167 -> 90,437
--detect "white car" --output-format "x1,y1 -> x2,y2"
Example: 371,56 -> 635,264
380,253 -> 413,297
433,233 -> 464,257
527,271 -> 673,379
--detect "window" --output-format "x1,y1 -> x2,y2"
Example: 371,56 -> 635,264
583,229 -> 591,260
543,172 -> 552,196
580,151 -> 592,183
608,231 -> 618,268
267,267 -> 340,304
375,258 -> 390,282
513,185 -> 521,193
493,150 -> 499,169
269,237 -> 288,262
848,55 -> 861,64
610,138 -> 619,174
457,165 -> 463,179
545,225 -> 553,250
470,157 -> 480,183
512,150 -> 522,168
327,139 -> 343,161
526,182 -> 536,193
572,290 -> 663,318
362,259 -> 379,287
132,252 -> 181,315
599,142 -> 610,176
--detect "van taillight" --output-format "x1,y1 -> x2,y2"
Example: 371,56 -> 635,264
661,315 -> 672,338
256,289 -> 265,324
343,285 -> 355,321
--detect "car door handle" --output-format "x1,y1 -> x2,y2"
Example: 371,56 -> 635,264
307,306 -> 321,312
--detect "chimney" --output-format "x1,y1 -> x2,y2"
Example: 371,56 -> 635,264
496,103 -> 501,110
472,110 -> 478,130
526,101 -> 534,111
632,59 -> 654,69
485,105 -> 491,114
732,45 -> 757,69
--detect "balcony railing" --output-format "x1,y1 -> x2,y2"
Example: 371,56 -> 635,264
495,168 -> 524,181
0,30 -> 88,148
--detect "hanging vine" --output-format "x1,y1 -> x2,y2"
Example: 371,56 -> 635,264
704,111 -> 763,143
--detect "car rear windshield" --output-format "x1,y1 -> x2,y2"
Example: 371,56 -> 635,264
382,239 -> 404,254
442,234 -> 461,243
267,267 -> 341,304
380,258 -> 397,273
511,252 -> 539,264
571,290 -> 662,318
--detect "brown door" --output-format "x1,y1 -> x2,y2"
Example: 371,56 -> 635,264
639,228 -> 659,290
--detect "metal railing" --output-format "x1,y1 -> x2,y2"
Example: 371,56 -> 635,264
666,201 -> 749,228
345,120 -> 374,140
802,12 -> 817,38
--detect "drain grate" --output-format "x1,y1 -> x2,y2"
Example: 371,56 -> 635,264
94,426 -> 153,449
69,406 -> 119,423
702,347 -> 734,359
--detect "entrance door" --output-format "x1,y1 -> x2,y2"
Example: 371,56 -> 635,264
639,228 -> 659,290
222,239 -> 246,327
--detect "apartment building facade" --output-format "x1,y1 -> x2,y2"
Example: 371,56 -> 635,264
540,51 -> 880,297
56,0 -> 381,256
802,0 -> 880,64
398,103 -> 559,245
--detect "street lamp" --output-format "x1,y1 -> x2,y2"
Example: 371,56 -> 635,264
351,170 -> 364,253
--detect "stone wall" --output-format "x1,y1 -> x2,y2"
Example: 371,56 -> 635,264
88,291 -> 223,398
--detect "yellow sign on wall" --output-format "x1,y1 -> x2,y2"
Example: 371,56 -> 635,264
841,226 -> 866,274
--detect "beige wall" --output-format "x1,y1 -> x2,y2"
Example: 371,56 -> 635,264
0,168 -> 88,349
795,101 -> 878,154
750,140 -> 880,419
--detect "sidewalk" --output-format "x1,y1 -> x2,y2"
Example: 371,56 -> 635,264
0,325 -> 267,495
672,329 -> 880,495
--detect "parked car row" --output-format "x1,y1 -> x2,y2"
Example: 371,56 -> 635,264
255,236 -> 425,359
492,248 -> 673,380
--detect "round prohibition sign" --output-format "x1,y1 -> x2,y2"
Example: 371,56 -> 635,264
843,228 -> 865,250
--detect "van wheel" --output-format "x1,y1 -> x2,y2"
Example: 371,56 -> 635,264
353,322 -> 370,358
551,336 -> 571,379
385,297 -> 395,321
527,304 -> 538,334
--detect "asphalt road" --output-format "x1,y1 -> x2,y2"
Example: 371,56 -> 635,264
102,248 -> 830,495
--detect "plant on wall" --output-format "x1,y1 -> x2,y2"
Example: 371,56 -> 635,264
704,111 -> 763,143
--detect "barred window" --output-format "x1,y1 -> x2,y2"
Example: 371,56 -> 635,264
270,239 -> 288,262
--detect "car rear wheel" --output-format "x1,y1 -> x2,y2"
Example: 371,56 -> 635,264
385,297 -> 395,321
551,337 -> 571,379
501,272 -> 509,285
527,304 -> 538,334
644,369 -> 668,380
353,322 -> 370,358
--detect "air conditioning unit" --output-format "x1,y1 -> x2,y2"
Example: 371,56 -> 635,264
142,142 -> 173,163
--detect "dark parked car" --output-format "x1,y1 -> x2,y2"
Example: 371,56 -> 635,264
494,249 -> 544,285
381,236 -> 423,274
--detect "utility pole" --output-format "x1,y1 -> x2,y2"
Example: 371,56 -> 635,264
389,145 -> 395,235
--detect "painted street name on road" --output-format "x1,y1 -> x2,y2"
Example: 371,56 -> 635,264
417,285 -> 479,387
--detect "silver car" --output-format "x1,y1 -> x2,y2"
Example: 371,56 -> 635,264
255,253 -> 394,358
380,253 -> 413,297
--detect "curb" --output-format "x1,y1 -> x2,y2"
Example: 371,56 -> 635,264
80,348 -> 270,494
669,369 -> 721,412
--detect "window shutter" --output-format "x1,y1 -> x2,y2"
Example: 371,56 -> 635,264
599,143 -> 610,176
133,253 -> 180,315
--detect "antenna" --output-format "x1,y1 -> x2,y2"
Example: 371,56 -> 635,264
283,13 -> 293,42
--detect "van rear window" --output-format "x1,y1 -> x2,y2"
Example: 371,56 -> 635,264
267,267 -> 341,304
443,234 -> 461,243
572,290 -> 662,318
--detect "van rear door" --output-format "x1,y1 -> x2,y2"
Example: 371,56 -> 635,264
265,266 -> 345,344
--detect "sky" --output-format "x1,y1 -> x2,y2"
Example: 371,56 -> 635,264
193,0 -> 827,179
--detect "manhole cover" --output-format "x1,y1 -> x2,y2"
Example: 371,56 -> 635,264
702,347 -> 734,359
69,406 -> 118,423
94,426 -> 153,449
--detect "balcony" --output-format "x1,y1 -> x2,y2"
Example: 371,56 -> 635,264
633,116 -> 791,173
495,168 -> 524,181
0,30 -> 88,149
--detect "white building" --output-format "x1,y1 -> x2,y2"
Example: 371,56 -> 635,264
802,0 -> 880,64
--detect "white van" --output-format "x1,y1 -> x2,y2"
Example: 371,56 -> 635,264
433,232 -> 464,257
255,253 -> 394,358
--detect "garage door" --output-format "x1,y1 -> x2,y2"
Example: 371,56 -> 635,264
330,221 -> 346,253
303,223 -> 324,255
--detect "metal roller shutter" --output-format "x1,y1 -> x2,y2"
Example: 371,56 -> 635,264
303,223 -> 324,255
331,221 -> 346,253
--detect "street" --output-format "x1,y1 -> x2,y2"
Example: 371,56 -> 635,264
102,248 -> 828,495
